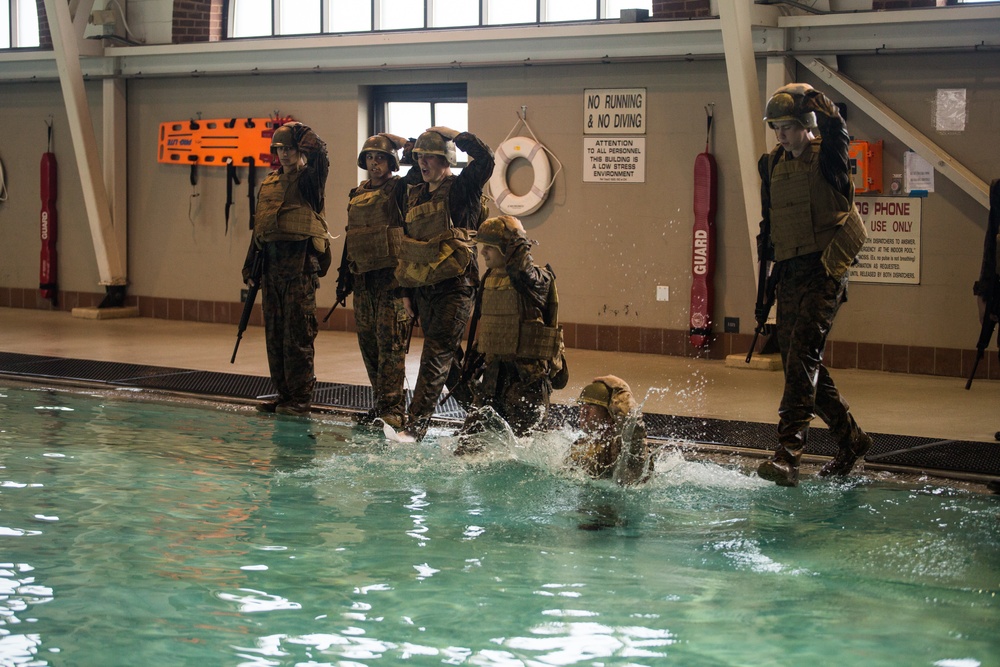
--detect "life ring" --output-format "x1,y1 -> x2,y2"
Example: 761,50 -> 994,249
490,136 -> 551,216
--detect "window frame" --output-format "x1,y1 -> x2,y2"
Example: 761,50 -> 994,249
371,83 -> 469,170
1,0 -> 40,50
226,0 -> 652,39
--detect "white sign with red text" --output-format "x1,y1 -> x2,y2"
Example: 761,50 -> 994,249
852,197 -> 921,285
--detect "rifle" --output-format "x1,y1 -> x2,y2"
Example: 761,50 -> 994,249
404,315 -> 416,354
323,242 -> 351,323
746,244 -> 775,364
966,180 -> 1000,389
231,243 -> 263,364
443,282 -> 484,408
966,306 -> 997,390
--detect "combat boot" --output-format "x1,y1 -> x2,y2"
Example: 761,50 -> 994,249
819,431 -> 872,477
757,457 -> 799,487
256,400 -> 280,413
757,441 -> 802,487
276,402 -> 311,417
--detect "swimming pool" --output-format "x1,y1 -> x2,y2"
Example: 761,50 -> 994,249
1,385 -> 997,666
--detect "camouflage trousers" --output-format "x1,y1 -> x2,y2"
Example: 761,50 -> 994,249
407,282 -> 475,438
262,271 -> 319,405
774,253 -> 863,459
461,359 -> 551,438
353,270 -> 410,424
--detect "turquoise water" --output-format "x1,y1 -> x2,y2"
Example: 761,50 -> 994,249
0,385 -> 997,667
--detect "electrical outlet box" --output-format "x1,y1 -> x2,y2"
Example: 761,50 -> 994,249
656,286 -> 669,301
724,317 -> 740,334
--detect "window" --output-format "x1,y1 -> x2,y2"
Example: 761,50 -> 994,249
331,0 -> 372,32
372,84 -> 468,175
1,0 -> 40,49
229,0 -> 653,37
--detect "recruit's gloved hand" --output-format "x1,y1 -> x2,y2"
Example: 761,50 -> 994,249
427,126 -> 460,141
803,90 -> 840,120
754,301 -> 770,325
335,271 -> 353,306
378,133 -> 408,150
292,123 -> 327,157
400,137 -> 417,165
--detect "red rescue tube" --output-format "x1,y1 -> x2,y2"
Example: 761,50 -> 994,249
689,149 -> 717,348
40,151 -> 58,305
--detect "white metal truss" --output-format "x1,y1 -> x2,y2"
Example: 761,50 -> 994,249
800,56 -> 989,208
41,0 -> 126,288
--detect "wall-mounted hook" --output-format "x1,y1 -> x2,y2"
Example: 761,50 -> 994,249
45,115 -> 54,152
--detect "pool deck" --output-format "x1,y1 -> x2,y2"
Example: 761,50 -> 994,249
1,306 -> 998,487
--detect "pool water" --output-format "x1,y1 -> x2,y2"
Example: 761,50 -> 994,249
0,385 -> 997,667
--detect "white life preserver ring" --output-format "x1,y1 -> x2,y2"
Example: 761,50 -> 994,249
489,136 -> 551,216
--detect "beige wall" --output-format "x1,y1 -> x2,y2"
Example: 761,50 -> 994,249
0,81 -> 106,293
1,51 -> 998,352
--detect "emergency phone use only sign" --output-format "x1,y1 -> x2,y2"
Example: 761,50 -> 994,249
852,197 -> 922,285
583,88 -> 646,183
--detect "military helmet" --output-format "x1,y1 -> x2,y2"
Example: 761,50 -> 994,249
578,380 -> 613,410
477,215 -> 526,250
579,375 -> 636,419
270,123 -> 298,152
763,83 -> 817,129
357,134 -> 400,171
412,129 -> 457,166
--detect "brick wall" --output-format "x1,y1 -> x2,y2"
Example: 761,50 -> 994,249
652,0 -> 713,20
873,0 -> 936,8
173,0 -> 223,44
35,0 -> 51,48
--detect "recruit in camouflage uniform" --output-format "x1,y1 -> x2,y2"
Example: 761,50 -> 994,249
567,376 -> 654,487
339,133 -> 412,428
755,84 -> 870,487
395,127 -> 495,441
455,215 -> 567,452
244,122 -> 331,417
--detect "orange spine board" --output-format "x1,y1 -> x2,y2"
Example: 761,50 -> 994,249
157,117 -> 283,167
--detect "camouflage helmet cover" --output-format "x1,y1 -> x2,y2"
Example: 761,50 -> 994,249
412,129 -> 457,166
477,215 -> 526,251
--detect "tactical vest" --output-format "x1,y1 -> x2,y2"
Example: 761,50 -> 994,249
395,177 -> 475,288
254,169 -> 329,251
768,142 -> 865,268
568,436 -> 619,480
346,179 -> 403,275
477,268 -> 562,361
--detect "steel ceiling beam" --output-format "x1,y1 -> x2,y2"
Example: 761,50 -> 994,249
3,6 -> 998,82
800,56 -> 989,209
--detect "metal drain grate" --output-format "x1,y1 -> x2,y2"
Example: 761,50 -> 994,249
2,357 -> 183,384
1,351 -> 997,477
434,393 -> 467,421
0,352 -> 61,368
313,383 -> 374,411
119,370 -> 276,400
867,439 -> 1000,475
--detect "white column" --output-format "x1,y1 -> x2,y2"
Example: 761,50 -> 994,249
42,0 -> 127,287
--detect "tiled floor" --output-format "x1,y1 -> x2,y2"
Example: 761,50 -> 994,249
3,306 -> 1000,447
